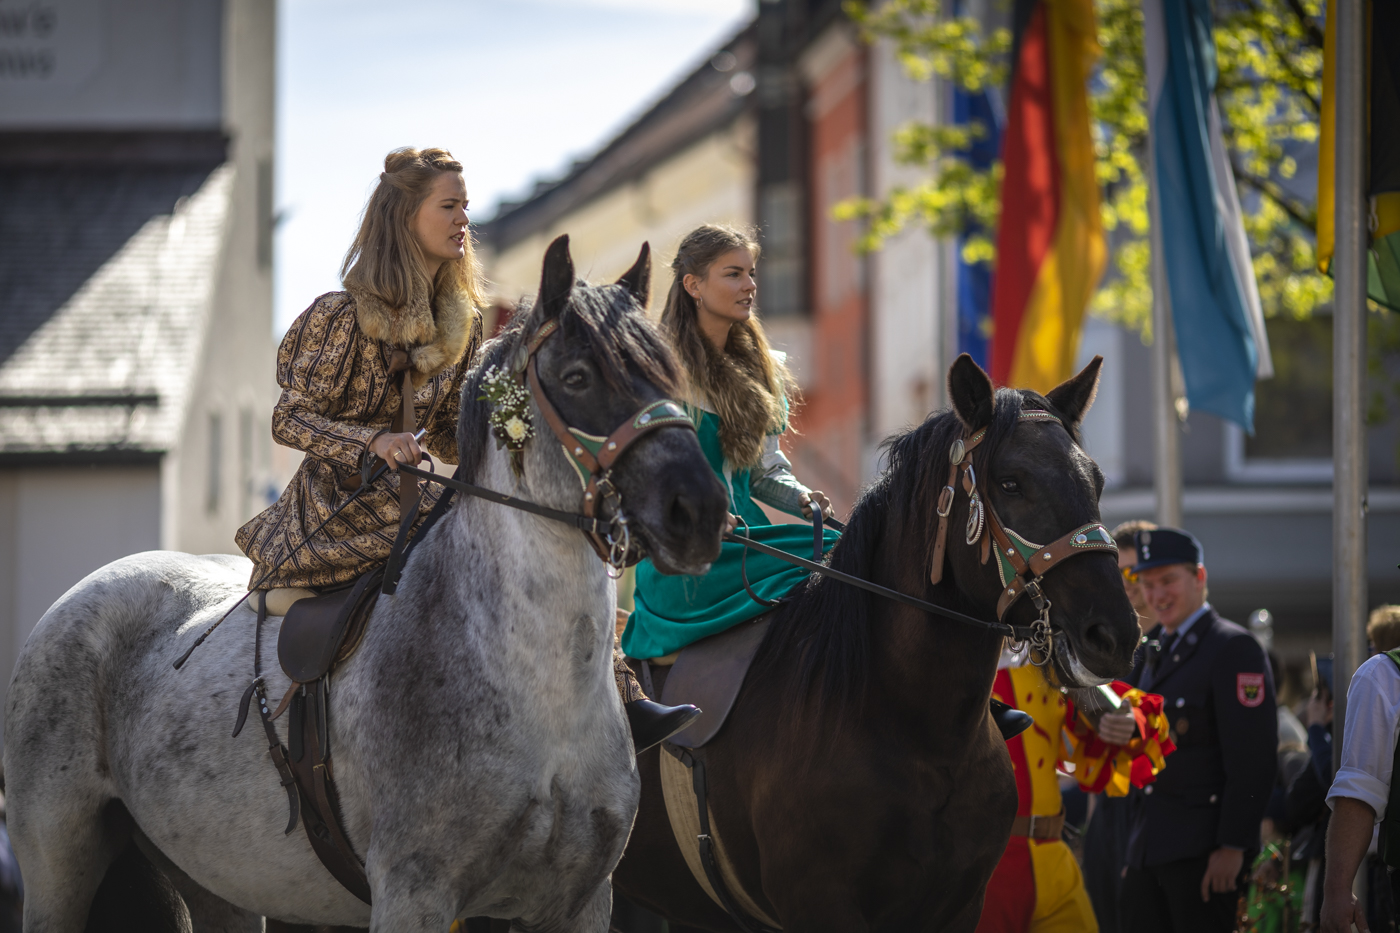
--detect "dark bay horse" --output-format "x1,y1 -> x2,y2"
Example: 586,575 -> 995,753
614,354 -> 1139,932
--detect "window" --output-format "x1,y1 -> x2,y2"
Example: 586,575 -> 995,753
1225,315 -> 1332,482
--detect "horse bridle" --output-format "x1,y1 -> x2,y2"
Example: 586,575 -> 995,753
519,318 -> 695,574
930,409 -> 1117,662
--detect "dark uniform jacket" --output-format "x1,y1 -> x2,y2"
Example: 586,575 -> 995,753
1127,607 -> 1277,867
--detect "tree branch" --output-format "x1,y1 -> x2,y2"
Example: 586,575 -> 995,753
1232,160 -> 1317,228
1281,0 -> 1325,50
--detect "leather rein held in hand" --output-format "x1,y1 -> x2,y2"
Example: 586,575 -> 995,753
929,409 -> 1117,662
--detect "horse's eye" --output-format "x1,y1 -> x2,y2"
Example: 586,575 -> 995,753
563,370 -> 589,390
999,479 -> 1020,495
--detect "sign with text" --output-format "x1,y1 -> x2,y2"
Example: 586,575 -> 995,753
0,0 -> 103,88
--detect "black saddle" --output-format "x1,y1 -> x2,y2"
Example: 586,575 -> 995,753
278,567 -> 384,685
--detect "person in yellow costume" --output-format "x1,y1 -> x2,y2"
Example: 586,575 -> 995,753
976,647 -> 1139,933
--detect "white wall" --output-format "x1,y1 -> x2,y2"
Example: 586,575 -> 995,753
867,37 -> 942,449
0,466 -> 161,748
0,0 -> 222,128
170,0 -> 278,556
1076,318 -> 1126,487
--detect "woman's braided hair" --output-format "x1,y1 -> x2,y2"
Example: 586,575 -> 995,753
341,147 -> 486,312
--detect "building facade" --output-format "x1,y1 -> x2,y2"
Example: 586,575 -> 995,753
477,0 -> 1398,665
0,0 -> 278,744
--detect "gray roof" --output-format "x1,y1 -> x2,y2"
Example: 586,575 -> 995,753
0,160 -> 232,462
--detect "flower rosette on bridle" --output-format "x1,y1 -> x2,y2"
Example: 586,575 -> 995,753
479,365 -> 535,454
1062,680 -> 1176,797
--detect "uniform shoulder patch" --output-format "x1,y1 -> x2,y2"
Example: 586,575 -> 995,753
1237,672 -> 1265,708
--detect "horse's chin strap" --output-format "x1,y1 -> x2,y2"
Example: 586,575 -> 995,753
520,319 -> 694,575
929,411 -> 1117,661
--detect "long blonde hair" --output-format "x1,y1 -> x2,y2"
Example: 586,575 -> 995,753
341,147 -> 486,311
660,224 -> 794,468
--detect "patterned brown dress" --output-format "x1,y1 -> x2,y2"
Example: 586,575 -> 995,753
236,283 -> 479,591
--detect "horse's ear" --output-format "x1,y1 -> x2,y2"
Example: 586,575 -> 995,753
948,353 -> 995,430
1045,355 -> 1102,429
538,234 -> 574,320
617,242 -> 651,307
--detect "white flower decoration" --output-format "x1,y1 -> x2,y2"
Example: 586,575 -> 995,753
505,416 -> 528,442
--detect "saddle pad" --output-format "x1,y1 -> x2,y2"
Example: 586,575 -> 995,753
659,749 -> 783,929
658,617 -> 770,748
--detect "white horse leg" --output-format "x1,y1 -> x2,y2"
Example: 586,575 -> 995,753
509,881 -> 612,933
364,894 -> 455,933
11,796 -> 124,933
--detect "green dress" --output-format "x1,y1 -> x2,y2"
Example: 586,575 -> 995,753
622,407 -> 840,659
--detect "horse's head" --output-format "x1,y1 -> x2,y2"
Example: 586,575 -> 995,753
461,235 -> 728,575
940,354 -> 1138,686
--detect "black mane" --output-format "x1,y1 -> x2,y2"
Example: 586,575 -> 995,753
753,385 -> 1076,715
456,280 -> 680,484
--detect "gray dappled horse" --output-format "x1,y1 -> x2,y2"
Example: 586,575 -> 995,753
4,237 -> 729,932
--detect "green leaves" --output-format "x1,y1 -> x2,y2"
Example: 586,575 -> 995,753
841,0 -> 1331,335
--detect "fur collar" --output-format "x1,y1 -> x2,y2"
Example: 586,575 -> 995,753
348,279 -> 476,383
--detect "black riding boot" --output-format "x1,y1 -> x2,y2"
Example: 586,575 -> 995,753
990,698 -> 1033,740
613,646 -> 702,753
626,698 -> 702,754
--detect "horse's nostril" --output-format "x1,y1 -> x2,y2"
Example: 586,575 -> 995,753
667,492 -> 700,532
1083,622 -> 1117,658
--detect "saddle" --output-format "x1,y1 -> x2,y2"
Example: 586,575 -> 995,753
654,616 -> 769,748
632,618 -> 783,932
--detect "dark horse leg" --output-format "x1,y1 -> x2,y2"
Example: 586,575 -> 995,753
83,841 -> 191,933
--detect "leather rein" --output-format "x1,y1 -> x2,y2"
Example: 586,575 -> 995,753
928,409 -> 1118,661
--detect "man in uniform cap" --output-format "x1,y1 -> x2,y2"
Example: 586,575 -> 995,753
1119,528 -> 1276,932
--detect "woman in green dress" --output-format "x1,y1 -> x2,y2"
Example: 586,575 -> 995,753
622,224 -> 839,660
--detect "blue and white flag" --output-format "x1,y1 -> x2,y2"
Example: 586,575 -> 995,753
1144,0 -> 1271,432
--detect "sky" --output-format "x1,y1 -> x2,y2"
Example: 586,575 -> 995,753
275,0 -> 751,333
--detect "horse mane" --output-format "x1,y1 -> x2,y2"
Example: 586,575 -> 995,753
456,280 -> 681,484
753,385 -> 1070,718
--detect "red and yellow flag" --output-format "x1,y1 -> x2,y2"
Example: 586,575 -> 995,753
990,0 -> 1106,392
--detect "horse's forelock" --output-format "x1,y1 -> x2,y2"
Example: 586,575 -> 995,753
456,282 -> 681,483
560,283 -> 680,397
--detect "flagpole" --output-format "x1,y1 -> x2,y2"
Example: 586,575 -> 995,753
1332,0 -> 1368,769
1147,137 -> 1183,528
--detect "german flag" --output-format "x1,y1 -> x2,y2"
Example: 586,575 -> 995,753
1318,0 -> 1400,311
990,0 -> 1106,393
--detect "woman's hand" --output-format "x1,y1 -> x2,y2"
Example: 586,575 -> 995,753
369,431 -> 422,471
800,490 -> 834,521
